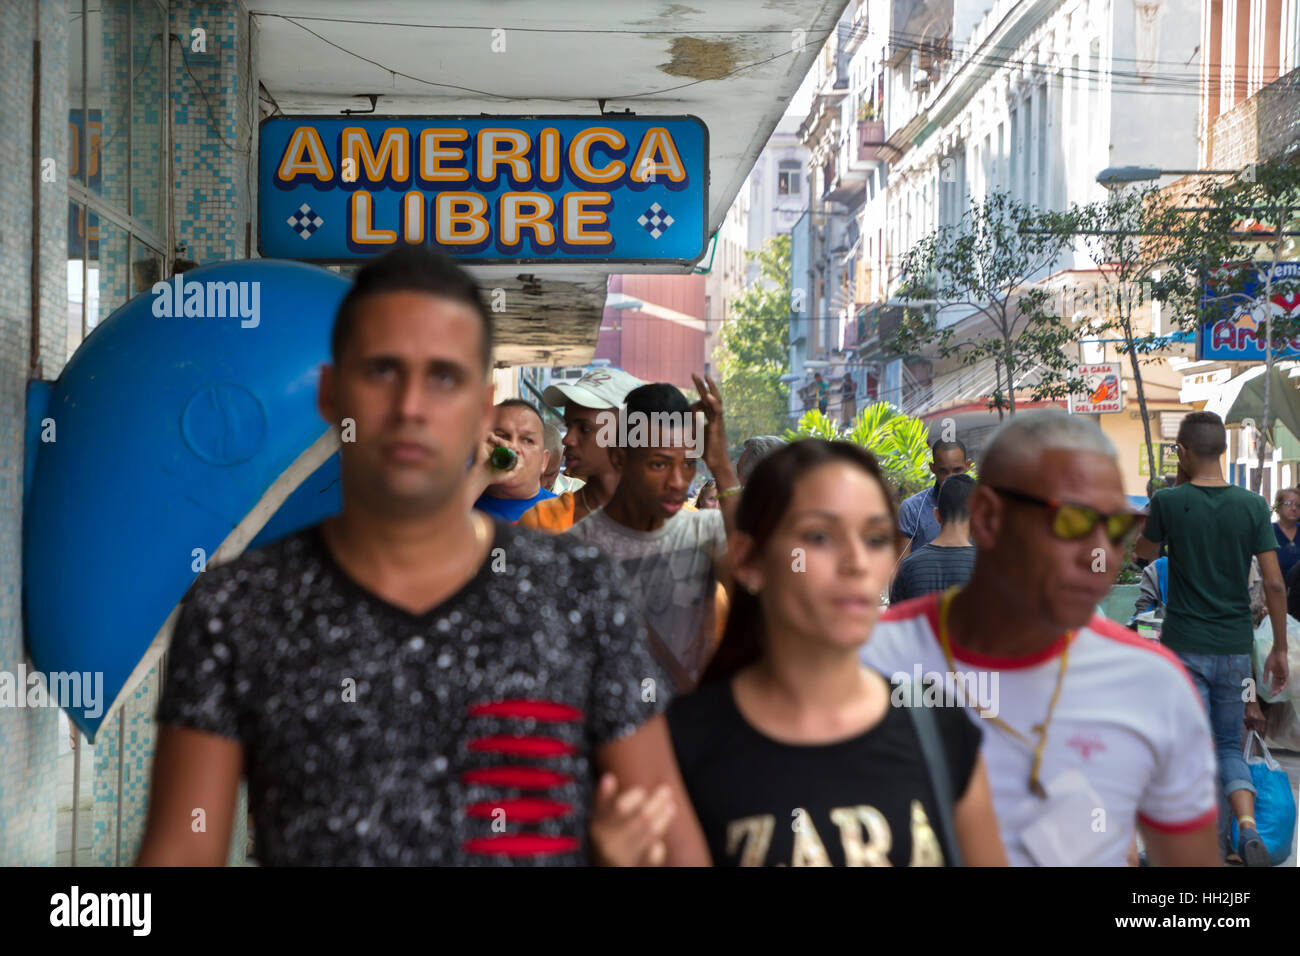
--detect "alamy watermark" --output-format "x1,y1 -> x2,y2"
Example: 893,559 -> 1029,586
0,664 -> 103,719
50,886 -> 150,936
151,276 -> 261,328
593,409 -> 703,457
890,665 -> 1000,717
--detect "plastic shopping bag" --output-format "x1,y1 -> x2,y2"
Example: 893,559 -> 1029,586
1251,615 -> 1300,703
1265,698 -> 1300,752
1229,731 -> 1297,867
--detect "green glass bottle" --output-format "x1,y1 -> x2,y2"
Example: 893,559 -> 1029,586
488,445 -> 517,471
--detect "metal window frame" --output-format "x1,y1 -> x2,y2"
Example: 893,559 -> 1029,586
67,0 -> 172,868
73,0 -> 170,337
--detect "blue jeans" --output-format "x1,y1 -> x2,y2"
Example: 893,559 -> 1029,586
1174,651 -> 1256,847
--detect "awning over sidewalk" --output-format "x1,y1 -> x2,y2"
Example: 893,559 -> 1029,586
252,0 -> 851,364
1206,362 -> 1300,445
913,355 -> 1040,417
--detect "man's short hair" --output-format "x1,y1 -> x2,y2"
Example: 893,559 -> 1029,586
496,398 -> 544,431
979,407 -> 1116,482
937,473 -> 976,523
621,383 -> 693,450
1178,411 -> 1228,459
932,438 -> 968,460
737,435 -> 788,484
331,246 -> 493,371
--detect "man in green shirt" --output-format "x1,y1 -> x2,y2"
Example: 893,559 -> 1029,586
1136,411 -> 1290,866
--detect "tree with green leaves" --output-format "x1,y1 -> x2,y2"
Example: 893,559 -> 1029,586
712,234 -> 792,456
891,190 -> 1082,417
1065,184 -> 1191,484
1159,160 -> 1300,491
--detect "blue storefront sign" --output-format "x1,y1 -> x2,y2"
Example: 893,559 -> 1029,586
258,115 -> 708,264
1197,261 -> 1300,361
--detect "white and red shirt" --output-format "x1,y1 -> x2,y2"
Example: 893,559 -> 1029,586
861,592 -> 1218,866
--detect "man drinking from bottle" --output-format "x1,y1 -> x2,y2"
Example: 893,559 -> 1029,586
468,399 -> 556,523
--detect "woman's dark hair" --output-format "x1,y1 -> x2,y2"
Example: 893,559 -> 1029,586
700,439 -> 899,685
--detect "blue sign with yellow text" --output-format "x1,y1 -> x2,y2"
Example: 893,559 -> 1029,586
258,115 -> 708,264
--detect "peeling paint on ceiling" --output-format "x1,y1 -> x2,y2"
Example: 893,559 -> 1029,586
658,35 -> 742,80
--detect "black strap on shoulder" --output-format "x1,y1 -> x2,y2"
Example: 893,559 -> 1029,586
902,683 -> 964,868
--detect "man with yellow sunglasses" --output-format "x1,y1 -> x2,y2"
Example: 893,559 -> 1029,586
864,408 -> 1220,866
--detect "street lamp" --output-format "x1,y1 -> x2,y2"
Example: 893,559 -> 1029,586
1096,165 -> 1239,187
605,293 -> 645,310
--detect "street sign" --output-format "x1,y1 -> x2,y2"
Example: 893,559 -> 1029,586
258,116 -> 708,264
1137,442 -> 1179,477
1196,261 -> 1300,361
1069,362 -> 1124,414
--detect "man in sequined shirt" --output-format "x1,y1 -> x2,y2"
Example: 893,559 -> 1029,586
138,246 -> 708,866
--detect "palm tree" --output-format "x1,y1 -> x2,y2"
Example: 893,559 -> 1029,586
785,402 -> 936,497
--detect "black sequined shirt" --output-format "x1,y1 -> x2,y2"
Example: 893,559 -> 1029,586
155,521 -> 665,865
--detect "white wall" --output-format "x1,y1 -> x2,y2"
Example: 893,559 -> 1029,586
1109,0 -> 1202,174
867,0 -> 1202,295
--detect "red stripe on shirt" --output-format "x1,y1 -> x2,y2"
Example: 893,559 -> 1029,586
463,834 -> 582,857
881,590 -> 1072,670
1088,614 -> 1205,708
462,767 -> 572,789
467,699 -> 585,722
880,592 -> 941,626
1137,806 -> 1219,834
466,798 -> 573,822
467,735 -> 577,757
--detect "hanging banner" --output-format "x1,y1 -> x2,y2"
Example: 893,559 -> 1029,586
258,115 -> 708,264
1069,362 -> 1124,414
1197,262 -> 1300,361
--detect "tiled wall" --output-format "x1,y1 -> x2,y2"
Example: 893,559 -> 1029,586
171,0 -> 255,264
0,0 -> 70,866
86,0 -> 256,867
0,0 -> 257,865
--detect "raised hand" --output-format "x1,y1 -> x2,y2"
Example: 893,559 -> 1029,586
689,373 -> 729,475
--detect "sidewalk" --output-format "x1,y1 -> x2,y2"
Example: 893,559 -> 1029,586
54,712 -> 93,867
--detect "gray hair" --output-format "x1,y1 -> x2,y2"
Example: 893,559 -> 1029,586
543,422 -> 563,460
980,408 -> 1115,481
737,435 -> 788,484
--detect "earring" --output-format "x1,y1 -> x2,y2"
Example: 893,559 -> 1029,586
744,582 -> 759,596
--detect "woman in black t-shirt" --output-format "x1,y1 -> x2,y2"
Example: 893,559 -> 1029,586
664,440 -> 1006,866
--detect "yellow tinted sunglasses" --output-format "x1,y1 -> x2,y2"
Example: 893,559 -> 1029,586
990,486 -> 1141,544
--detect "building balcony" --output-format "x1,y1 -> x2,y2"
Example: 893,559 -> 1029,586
1207,65 -> 1300,168
825,134 -> 874,204
824,173 -> 868,205
857,120 -> 886,162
